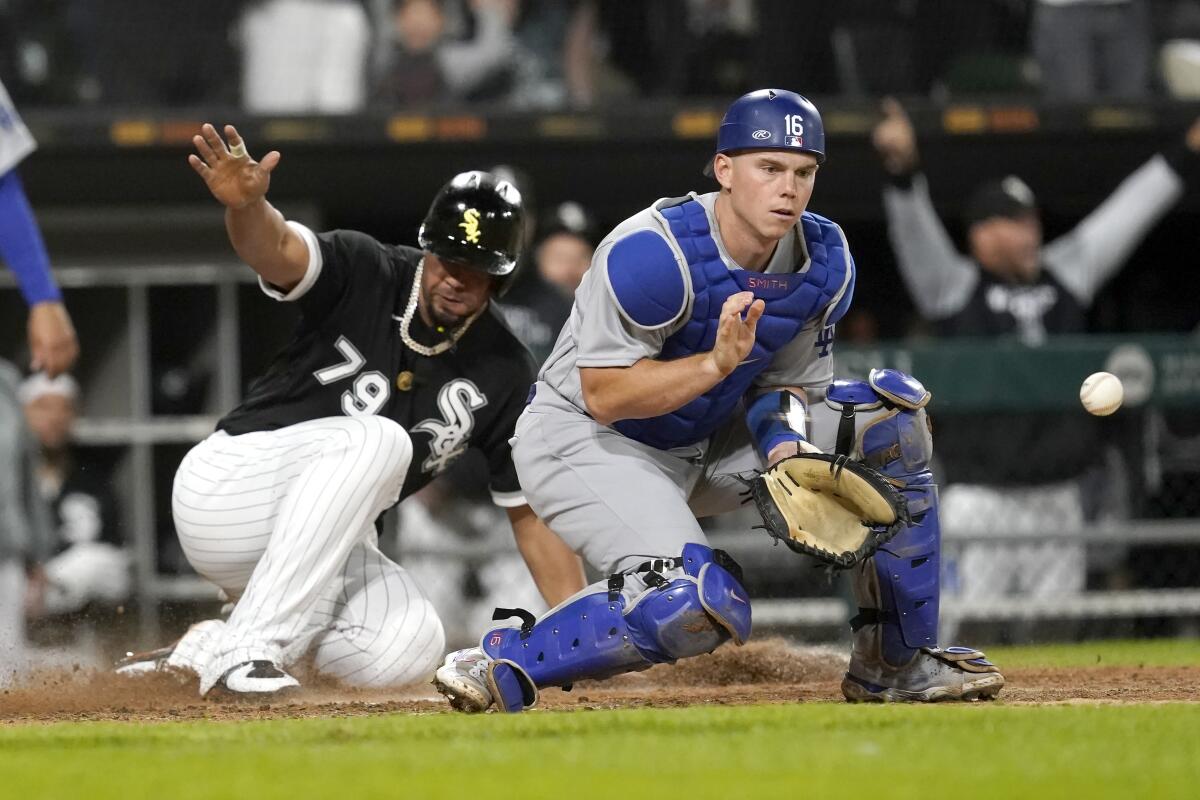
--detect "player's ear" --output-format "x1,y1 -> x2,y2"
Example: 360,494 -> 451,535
713,153 -> 734,191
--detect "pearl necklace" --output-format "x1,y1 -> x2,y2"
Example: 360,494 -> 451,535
396,257 -> 486,357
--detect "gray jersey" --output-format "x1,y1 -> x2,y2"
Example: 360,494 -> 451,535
0,80 -> 36,177
536,191 -> 837,417
882,156 -> 1184,319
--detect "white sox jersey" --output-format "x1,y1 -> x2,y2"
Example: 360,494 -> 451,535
218,224 -> 537,507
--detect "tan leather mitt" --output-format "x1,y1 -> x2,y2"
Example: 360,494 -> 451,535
749,453 -> 910,568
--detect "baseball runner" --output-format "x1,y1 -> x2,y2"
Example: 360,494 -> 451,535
434,89 -> 1005,712
1,78 -> 77,683
117,124 -> 583,697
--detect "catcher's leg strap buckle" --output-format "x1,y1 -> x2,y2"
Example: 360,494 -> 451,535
849,607 -> 899,632
492,607 -> 537,639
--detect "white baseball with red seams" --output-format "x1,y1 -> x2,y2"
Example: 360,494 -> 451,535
1080,371 -> 1124,416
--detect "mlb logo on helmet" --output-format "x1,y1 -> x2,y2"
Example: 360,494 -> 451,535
785,135 -> 804,147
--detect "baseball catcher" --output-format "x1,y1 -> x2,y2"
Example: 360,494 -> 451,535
433,89 -> 1005,712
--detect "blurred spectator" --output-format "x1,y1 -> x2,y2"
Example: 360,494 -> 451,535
394,477 -> 547,645
1032,0 -> 1152,100
0,363 -> 53,684
872,97 -> 1200,608
499,200 -> 598,363
1,77 -> 80,682
373,0 -> 522,107
241,0 -> 371,113
20,373 -> 128,619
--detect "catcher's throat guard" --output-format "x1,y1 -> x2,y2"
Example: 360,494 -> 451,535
750,453 -> 910,568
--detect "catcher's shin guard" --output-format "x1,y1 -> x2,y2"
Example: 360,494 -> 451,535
852,481 -> 940,666
831,369 -> 1003,700
480,544 -> 751,706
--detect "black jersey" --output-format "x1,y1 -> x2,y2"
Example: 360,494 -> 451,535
935,268 -> 1087,340
218,227 -> 538,505
933,266 -> 1097,486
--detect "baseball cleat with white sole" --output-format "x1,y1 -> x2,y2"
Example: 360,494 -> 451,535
115,644 -> 178,676
842,646 -> 1005,703
211,660 -> 300,698
433,648 -> 538,713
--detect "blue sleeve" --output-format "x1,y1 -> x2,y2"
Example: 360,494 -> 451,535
0,170 -> 60,306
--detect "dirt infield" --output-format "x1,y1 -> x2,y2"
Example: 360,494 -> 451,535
2,638 -> 1197,724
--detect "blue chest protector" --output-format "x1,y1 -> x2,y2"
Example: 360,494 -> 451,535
611,199 -> 853,450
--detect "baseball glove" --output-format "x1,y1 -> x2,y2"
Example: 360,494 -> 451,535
748,453 -> 910,568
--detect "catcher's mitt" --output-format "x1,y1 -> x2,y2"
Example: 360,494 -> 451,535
748,453 -> 910,568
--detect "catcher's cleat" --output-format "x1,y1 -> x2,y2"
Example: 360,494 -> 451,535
841,646 -> 1005,703
433,647 -> 538,713
433,648 -> 495,713
210,660 -> 300,699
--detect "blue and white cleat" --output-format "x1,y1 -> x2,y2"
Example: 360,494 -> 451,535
433,648 -> 538,713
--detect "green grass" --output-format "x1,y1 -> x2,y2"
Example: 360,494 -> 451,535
987,637 -> 1200,668
3,640 -> 1198,800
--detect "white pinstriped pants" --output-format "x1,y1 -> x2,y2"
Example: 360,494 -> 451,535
171,416 -> 445,694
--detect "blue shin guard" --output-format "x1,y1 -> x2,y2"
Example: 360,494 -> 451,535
481,544 -> 751,701
829,369 -> 939,665
829,370 -> 1004,697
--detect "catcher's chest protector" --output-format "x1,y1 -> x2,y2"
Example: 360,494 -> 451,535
614,200 -> 853,450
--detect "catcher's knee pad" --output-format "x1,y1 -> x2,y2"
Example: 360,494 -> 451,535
824,368 -> 933,485
482,543 -> 751,689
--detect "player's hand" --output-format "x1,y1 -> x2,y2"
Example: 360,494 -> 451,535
28,301 -> 79,377
708,291 -> 763,377
188,124 -> 281,210
766,438 -> 822,468
873,97 -> 919,176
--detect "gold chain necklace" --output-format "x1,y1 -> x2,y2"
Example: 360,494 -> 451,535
396,257 -> 486,357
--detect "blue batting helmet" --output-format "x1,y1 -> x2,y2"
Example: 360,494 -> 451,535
704,89 -> 826,176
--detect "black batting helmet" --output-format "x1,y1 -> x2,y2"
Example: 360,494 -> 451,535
418,171 -> 525,295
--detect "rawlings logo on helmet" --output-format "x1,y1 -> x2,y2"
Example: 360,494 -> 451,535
751,129 -> 772,140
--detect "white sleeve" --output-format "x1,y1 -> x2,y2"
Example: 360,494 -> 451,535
489,488 -> 528,508
0,79 -> 36,175
1042,154 -> 1184,306
882,175 -> 979,320
257,221 -> 322,301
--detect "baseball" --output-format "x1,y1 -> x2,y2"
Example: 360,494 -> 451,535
1080,371 -> 1124,416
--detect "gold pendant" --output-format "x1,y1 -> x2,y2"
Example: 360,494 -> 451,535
396,371 -> 415,391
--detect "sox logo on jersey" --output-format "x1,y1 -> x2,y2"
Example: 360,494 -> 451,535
413,379 -> 488,474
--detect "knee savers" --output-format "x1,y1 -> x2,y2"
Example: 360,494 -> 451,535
481,543 -> 751,692
825,368 -> 933,489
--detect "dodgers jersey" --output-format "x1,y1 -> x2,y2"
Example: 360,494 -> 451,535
0,79 -> 36,177
535,191 -> 844,417
218,224 -> 536,506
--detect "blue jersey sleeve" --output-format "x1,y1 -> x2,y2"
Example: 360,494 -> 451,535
0,170 -> 60,306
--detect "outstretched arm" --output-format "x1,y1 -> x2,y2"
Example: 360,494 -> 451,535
1042,117 -> 1200,306
189,124 -> 309,290
873,98 -> 978,321
506,504 -> 585,607
580,291 -> 764,425
0,171 -> 79,376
